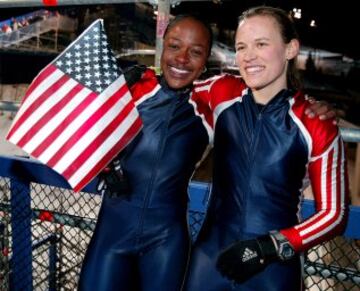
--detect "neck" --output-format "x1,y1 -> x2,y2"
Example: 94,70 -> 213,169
159,76 -> 193,93
252,82 -> 287,105
252,83 -> 288,104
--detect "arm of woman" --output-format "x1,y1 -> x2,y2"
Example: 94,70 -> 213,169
280,115 -> 349,252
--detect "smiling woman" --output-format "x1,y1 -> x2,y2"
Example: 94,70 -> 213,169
78,14 -> 216,291
184,6 -> 348,291
234,11 -> 300,104
160,15 -> 212,89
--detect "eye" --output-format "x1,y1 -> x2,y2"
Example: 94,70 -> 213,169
168,43 -> 179,50
191,49 -> 205,57
235,45 -> 245,52
257,42 -> 267,48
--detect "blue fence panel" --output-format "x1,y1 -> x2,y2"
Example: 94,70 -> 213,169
1,154 -> 360,290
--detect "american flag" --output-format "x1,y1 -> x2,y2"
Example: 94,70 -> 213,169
6,19 -> 142,192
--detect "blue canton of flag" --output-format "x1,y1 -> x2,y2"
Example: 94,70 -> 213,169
55,22 -> 121,93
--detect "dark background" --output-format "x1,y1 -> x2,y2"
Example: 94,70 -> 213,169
0,0 -> 358,59
173,0 -> 358,59
0,1 -> 359,125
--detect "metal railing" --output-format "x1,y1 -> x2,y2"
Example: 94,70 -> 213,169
0,151 -> 360,290
0,16 -> 59,49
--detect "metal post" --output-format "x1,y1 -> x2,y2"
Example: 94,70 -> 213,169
154,0 -> 170,68
10,178 -> 33,291
48,236 -> 58,291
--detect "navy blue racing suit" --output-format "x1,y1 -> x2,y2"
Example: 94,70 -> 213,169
78,70 -> 209,291
185,76 -> 347,291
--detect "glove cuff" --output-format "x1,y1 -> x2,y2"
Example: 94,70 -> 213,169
269,230 -> 295,261
257,235 -> 278,262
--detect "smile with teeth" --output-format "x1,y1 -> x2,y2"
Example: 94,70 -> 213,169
169,65 -> 191,75
245,66 -> 264,74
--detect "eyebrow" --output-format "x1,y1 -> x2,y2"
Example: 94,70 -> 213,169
235,37 -> 270,45
254,37 -> 270,42
168,37 -> 207,49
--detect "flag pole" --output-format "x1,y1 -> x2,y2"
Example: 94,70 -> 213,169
154,0 -> 170,68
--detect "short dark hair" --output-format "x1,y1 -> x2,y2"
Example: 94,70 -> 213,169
163,14 -> 213,57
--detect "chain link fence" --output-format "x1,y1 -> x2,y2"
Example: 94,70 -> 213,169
1,168 -> 360,290
304,237 -> 360,290
0,177 -> 101,291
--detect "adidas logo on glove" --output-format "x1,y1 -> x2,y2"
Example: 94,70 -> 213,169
241,247 -> 258,262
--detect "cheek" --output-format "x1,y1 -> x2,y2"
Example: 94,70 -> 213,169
160,51 -> 174,72
160,55 -> 165,71
192,59 -> 206,75
161,50 -> 170,63
271,52 -> 288,73
235,53 -> 245,70
266,47 -> 286,63
235,50 -> 245,63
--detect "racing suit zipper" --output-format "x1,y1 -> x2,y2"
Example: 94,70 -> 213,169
136,97 -> 178,241
238,104 -> 264,236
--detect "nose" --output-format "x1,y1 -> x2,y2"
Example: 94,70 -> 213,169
175,49 -> 190,64
243,48 -> 257,62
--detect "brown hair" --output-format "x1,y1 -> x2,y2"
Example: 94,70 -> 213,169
238,6 -> 302,90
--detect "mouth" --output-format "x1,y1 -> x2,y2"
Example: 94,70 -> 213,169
168,65 -> 192,78
244,65 -> 265,75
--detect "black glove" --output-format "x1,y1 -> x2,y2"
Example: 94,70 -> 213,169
96,158 -> 130,198
123,65 -> 147,88
216,234 -> 280,283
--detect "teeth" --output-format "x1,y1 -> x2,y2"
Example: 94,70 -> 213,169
170,66 -> 190,75
246,66 -> 263,73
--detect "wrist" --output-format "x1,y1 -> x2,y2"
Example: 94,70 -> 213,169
269,231 -> 295,261
257,235 -> 277,262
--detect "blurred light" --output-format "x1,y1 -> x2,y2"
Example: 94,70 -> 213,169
171,1 -> 181,7
292,8 -> 302,19
310,20 -> 316,27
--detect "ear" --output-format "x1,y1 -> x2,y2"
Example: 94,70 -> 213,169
286,39 -> 300,60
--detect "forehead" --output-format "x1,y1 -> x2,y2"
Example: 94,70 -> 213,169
165,18 -> 210,43
236,15 -> 281,40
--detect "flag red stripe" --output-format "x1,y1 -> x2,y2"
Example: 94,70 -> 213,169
7,73 -> 69,140
47,83 -> 128,167
19,65 -> 58,105
31,91 -> 98,158
62,100 -> 135,179
73,117 -> 143,192
17,83 -> 84,148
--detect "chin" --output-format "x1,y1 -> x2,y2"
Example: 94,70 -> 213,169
244,79 -> 264,90
168,79 -> 192,89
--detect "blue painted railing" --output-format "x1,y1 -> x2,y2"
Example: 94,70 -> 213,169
0,148 -> 359,289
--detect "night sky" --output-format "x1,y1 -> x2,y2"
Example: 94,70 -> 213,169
173,0 -> 358,59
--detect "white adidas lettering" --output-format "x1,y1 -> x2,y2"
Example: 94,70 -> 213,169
242,247 -> 258,262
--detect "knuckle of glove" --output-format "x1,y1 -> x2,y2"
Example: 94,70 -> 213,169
217,239 -> 268,283
124,65 -> 146,88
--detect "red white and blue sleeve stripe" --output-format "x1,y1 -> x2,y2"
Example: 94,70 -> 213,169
281,95 -> 348,251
